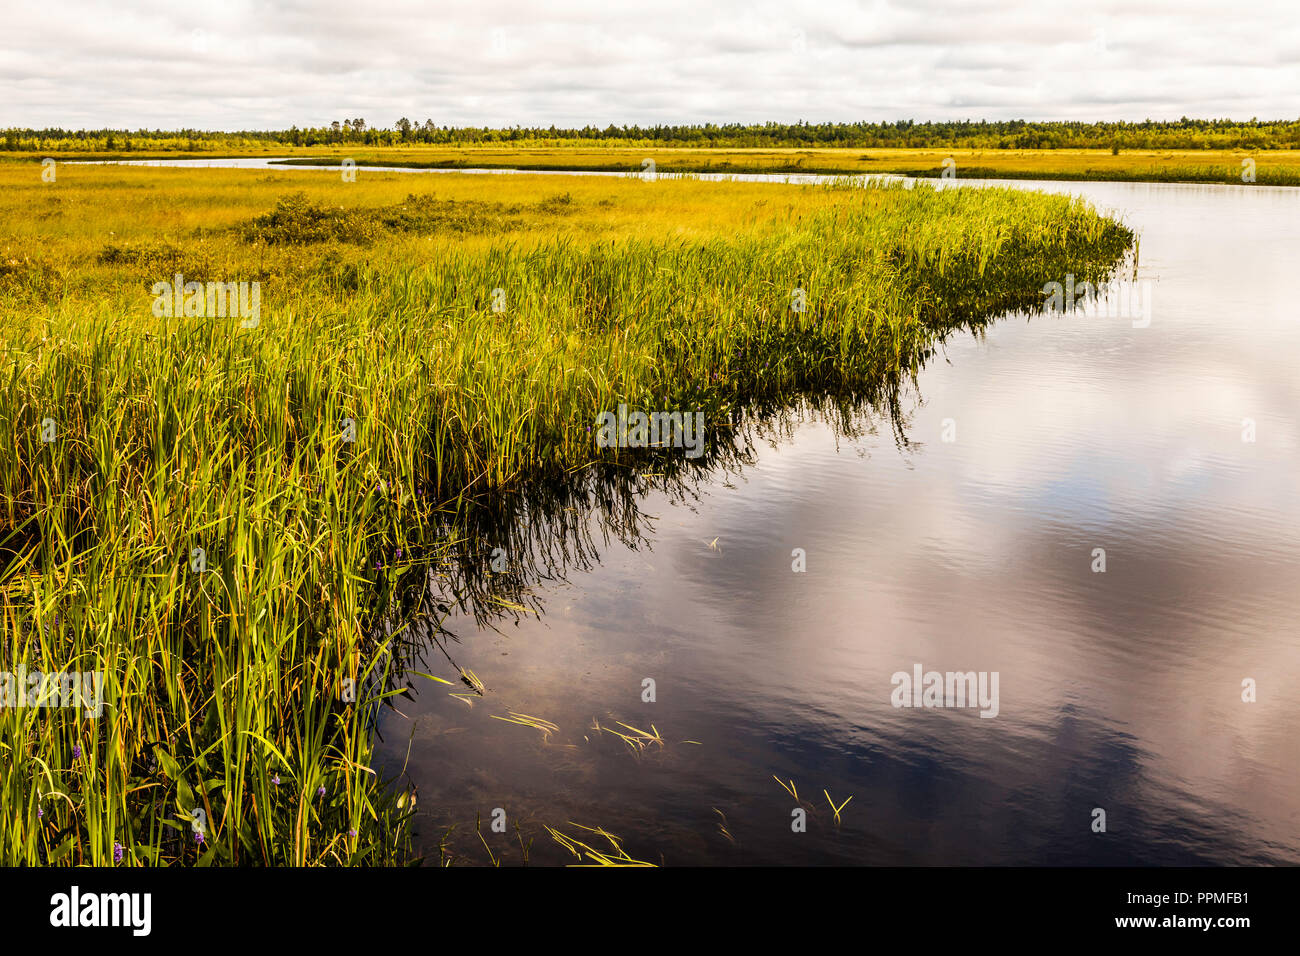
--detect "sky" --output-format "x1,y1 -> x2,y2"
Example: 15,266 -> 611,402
3,0 -> 1298,130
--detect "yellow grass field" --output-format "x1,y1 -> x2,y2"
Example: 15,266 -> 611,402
11,144 -> 1296,185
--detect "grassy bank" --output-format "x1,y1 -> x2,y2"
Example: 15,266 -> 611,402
262,147 -> 1300,186
11,143 -> 1296,185
8,144 -> 1300,185
0,164 -> 1133,865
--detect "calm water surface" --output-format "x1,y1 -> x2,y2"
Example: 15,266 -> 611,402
100,159 -> 1300,864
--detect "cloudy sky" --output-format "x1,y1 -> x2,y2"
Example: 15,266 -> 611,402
4,0 -> 1298,130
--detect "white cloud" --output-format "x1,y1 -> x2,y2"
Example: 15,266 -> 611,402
4,0 -> 1298,128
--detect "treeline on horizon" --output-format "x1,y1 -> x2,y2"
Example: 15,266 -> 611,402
6,117 -> 1300,152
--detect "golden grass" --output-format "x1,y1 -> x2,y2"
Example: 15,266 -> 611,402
9,143 -> 1296,184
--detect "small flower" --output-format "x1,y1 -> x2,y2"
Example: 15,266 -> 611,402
317,786 -> 326,797
395,549 -> 402,559
113,843 -> 123,863
194,831 -> 204,844
37,808 -> 42,818
72,744 -> 81,759
349,828 -> 358,838
271,774 -> 280,786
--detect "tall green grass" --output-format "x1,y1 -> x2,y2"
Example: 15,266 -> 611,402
0,177 -> 1132,865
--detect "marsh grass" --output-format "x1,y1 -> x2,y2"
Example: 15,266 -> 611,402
264,146 -> 1300,187
903,162 -> 1300,186
241,191 -> 534,245
0,164 -> 1132,865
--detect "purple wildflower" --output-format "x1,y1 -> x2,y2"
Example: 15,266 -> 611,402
271,773 -> 280,786
317,786 -> 326,797
113,843 -> 123,863
194,831 -> 204,845
349,828 -> 357,837
72,744 -> 81,760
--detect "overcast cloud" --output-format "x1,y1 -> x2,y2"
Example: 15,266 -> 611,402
3,0 -> 1298,129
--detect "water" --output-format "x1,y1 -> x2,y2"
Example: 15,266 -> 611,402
89,157 -> 1300,864
70,154 -> 906,185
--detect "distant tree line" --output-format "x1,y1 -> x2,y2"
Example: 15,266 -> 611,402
5,118 -> 1300,152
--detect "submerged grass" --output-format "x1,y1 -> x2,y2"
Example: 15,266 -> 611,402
490,711 -> 560,742
0,163 -> 1133,865
545,822 -> 655,867
590,717 -> 666,756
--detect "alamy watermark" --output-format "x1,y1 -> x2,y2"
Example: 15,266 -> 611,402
0,668 -> 104,716
151,273 -> 261,327
1043,274 -> 1153,328
594,405 -> 704,458
49,886 -> 150,935
890,663 -> 999,718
